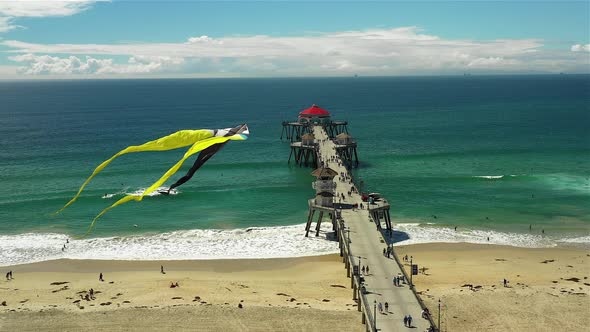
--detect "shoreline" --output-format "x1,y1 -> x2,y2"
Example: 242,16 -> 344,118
1,222 -> 588,267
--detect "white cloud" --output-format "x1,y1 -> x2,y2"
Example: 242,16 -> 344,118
0,0 -> 102,32
0,16 -> 15,32
186,35 -> 223,45
2,27 -> 589,77
571,44 -> 590,52
467,57 -> 518,68
9,53 -> 184,75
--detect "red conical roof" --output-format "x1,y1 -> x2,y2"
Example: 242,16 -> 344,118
299,104 -> 331,118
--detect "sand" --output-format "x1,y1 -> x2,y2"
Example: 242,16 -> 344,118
395,243 -> 590,332
0,255 -> 362,332
1,244 -> 589,331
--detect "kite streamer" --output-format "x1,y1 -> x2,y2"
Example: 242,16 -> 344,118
56,124 -> 249,234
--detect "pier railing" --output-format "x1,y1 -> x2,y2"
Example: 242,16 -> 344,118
367,214 -> 438,331
338,219 -> 377,332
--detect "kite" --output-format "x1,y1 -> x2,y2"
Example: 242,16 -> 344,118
56,124 -> 249,234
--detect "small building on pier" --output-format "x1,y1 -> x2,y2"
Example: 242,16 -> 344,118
305,167 -> 338,237
298,104 -> 331,124
284,105 -> 358,168
281,104 -> 349,142
301,133 -> 315,146
335,132 -> 354,145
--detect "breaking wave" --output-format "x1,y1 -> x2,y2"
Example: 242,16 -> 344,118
392,223 -> 589,249
0,223 -> 338,267
101,187 -> 179,199
1,221 -> 588,267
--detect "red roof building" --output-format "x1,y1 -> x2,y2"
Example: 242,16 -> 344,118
299,104 -> 331,119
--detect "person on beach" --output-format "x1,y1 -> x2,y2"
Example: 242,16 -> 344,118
378,302 -> 383,314
161,265 -> 165,274
407,314 -> 413,327
366,266 -> 369,274
5,272 -> 9,281
504,278 -> 508,287
384,302 -> 389,312
383,248 -> 386,256
89,288 -> 94,298
99,273 -> 104,282
362,266 -> 366,274
403,315 -> 408,327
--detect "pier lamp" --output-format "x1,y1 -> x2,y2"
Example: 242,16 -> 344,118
373,300 -> 377,331
438,298 -> 441,332
410,256 -> 413,288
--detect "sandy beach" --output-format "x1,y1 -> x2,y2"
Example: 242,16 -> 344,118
1,244 -> 589,331
396,243 -> 590,332
0,255 -> 362,331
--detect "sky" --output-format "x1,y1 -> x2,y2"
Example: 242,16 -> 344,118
0,0 -> 588,79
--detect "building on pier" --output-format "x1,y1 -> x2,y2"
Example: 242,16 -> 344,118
305,167 -> 338,237
284,105 -> 358,168
281,104 -> 349,142
334,133 -> 359,168
301,133 -> 315,146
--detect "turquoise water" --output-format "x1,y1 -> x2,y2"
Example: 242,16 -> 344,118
0,76 -> 588,260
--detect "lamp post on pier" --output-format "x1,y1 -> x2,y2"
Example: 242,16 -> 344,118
438,298 -> 441,332
373,300 -> 377,331
410,256 -> 413,288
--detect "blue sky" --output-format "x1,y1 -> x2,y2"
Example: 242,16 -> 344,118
0,1 -> 588,78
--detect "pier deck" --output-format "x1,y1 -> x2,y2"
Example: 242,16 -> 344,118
313,125 -> 431,332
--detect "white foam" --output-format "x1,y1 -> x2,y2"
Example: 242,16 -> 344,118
129,187 -> 179,197
1,223 -> 587,267
557,235 -> 590,244
473,175 -> 504,179
0,223 -> 339,267
102,187 -> 180,199
392,223 -> 588,249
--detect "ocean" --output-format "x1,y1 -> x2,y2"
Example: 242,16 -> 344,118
1,75 -> 589,266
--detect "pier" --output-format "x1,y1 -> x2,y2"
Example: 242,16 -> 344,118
284,105 -> 359,168
283,105 -> 435,332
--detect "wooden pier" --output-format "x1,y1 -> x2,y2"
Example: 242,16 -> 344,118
311,125 -> 435,332
283,110 -> 436,331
